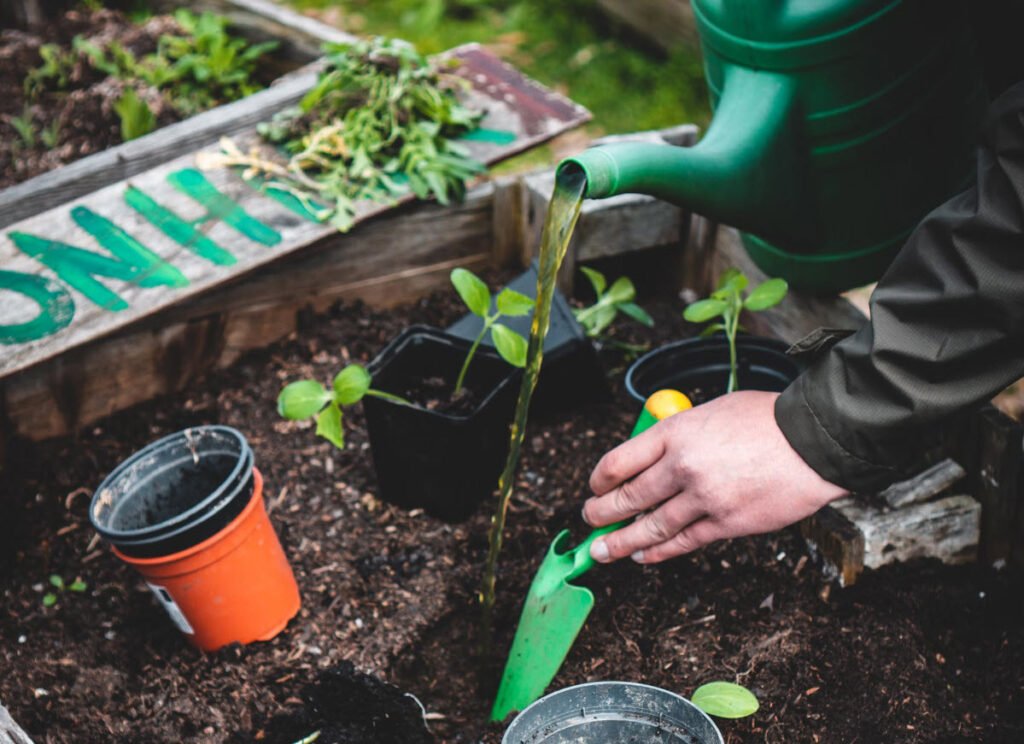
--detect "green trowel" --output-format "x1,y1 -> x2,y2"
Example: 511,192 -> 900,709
491,389 -> 693,722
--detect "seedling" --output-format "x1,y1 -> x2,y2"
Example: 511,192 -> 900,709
113,89 -> 157,141
573,266 -> 653,337
691,681 -> 759,719
683,268 -> 788,393
450,268 -> 534,394
9,106 -> 37,149
277,364 -> 409,448
42,574 -> 87,608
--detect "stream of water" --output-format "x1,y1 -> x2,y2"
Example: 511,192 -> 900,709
480,167 -> 587,626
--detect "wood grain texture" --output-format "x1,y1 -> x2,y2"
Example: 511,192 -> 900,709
879,457 -> 966,509
799,506 -> 865,587
959,406 -> 1024,564
596,0 -> 699,51
831,494 -> 981,570
0,44 -> 590,382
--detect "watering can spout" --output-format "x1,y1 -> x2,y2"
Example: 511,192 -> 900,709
558,66 -> 813,248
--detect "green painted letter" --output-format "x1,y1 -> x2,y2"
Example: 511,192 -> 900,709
0,270 -> 75,344
124,186 -> 237,266
10,206 -> 188,312
168,169 -> 282,246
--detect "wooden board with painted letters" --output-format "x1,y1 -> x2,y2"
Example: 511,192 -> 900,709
0,44 -> 589,387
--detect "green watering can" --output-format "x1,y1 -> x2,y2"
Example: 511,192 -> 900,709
560,0 -> 987,293
491,389 -> 692,722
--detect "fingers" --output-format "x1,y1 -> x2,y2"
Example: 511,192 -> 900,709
631,519 -> 723,564
588,426 -> 666,496
590,495 -> 706,563
583,456 -> 681,528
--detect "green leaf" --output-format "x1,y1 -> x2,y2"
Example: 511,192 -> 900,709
683,298 -> 727,323
699,322 -> 727,338
315,402 -> 344,448
495,288 -> 534,317
588,304 -> 618,337
490,324 -> 528,367
42,593 -> 57,607
277,380 -> 332,420
691,682 -> 760,719
48,574 -> 64,590
744,278 -> 789,311
113,89 -> 156,142
579,266 -> 606,297
618,301 -> 654,327
606,276 -> 636,304
68,579 -> 87,593
716,268 -> 748,293
450,268 -> 491,317
333,364 -> 371,405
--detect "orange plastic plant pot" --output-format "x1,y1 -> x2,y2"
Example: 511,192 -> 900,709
113,469 -> 300,651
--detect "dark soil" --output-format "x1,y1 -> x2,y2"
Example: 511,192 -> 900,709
400,375 -> 482,417
1,282 -> 1022,744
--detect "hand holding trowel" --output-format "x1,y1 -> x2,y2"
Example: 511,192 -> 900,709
491,389 -> 693,722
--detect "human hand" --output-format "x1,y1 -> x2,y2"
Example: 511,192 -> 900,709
583,390 -> 848,564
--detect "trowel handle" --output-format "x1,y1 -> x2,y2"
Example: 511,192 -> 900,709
567,389 -> 692,580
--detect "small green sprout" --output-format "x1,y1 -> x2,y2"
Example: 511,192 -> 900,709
683,268 -> 788,394
9,106 -> 37,149
691,681 -> 760,719
450,268 -> 535,394
278,364 -> 409,449
42,574 -> 87,608
113,89 -> 157,141
573,266 -> 653,338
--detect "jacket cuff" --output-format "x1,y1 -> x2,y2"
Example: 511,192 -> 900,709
775,376 -> 899,494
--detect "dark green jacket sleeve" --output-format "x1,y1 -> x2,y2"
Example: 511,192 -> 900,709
776,81 -> 1024,492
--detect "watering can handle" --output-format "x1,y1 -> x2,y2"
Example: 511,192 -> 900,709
566,389 -> 692,581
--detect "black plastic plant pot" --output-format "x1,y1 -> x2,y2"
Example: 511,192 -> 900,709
364,325 -> 519,523
447,262 -> 606,412
502,681 -> 723,744
625,335 -> 801,405
89,426 -> 255,558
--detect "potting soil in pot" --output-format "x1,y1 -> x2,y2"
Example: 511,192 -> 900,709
1,277 -> 1022,743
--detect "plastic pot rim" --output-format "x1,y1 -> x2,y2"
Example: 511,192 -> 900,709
105,464 -> 255,557
113,469 -> 266,569
625,333 -> 796,404
90,425 -> 252,541
366,324 -> 521,423
502,680 -> 724,744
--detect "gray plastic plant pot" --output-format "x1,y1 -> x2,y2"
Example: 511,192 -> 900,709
89,426 -> 255,557
502,681 -> 724,744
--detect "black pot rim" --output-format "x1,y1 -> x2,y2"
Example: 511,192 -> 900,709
367,324 -> 521,423
625,334 -> 797,404
108,467 -> 256,558
90,425 -> 252,541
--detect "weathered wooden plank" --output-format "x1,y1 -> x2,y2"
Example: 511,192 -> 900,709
0,700 -> 34,744
799,505 -> 865,587
831,494 -> 981,570
959,406 -> 1024,564
879,457 -> 966,509
1,180 -> 495,440
0,44 -> 590,385
597,0 -> 699,51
